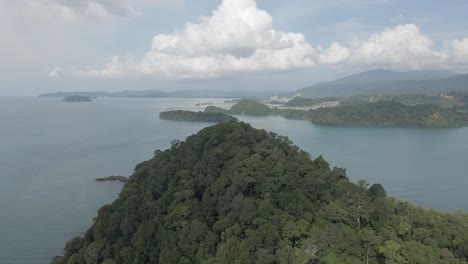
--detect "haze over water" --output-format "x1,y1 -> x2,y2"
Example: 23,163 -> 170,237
1,97 -> 467,264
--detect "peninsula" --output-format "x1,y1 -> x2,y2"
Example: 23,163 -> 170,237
308,101 -> 468,128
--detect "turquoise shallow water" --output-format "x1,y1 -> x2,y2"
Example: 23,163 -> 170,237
0,97 -> 467,264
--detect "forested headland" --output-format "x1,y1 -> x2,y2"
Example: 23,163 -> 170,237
55,122 -> 468,264
308,101 -> 468,128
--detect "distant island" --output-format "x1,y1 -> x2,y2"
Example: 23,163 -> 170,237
40,69 -> 468,100
62,95 -> 93,103
160,110 -> 237,123
95,176 -> 128,183
39,89 -> 290,99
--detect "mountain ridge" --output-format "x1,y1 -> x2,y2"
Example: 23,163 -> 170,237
299,69 -> 467,98
331,69 -> 460,84
39,90 -> 289,99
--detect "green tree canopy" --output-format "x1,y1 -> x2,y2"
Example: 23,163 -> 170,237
55,122 -> 468,264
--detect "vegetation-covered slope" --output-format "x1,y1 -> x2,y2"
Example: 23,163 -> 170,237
56,122 -> 468,264
450,92 -> 468,112
284,97 -> 330,107
229,99 -> 272,115
309,101 -> 468,127
204,106 -> 229,114
205,99 -> 272,116
160,110 -> 237,123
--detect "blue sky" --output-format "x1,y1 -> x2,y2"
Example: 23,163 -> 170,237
1,0 -> 467,95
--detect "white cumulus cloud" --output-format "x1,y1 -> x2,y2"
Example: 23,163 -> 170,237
51,1 -> 468,79
450,38 -> 468,64
350,24 -> 447,68
54,0 -> 315,78
317,24 -> 468,71
318,42 -> 351,64
48,67 -> 65,78
320,24 -> 448,69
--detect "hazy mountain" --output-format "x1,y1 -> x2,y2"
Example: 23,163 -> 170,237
332,69 -> 459,84
298,69 -> 466,98
39,91 -> 112,98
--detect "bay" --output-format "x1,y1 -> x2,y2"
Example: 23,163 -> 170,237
0,97 -> 467,264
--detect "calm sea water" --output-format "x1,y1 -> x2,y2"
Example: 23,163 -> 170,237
0,97 -> 467,264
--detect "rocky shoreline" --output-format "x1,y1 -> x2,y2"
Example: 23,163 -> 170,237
95,176 -> 128,183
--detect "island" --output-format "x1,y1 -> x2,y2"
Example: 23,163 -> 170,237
229,98 -> 272,115
54,122 -> 468,264
61,95 -> 93,103
205,99 -> 273,116
206,98 -> 468,128
204,105 -> 229,113
95,176 -> 128,183
159,110 -> 237,123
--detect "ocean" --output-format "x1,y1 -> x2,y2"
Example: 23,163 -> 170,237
0,97 -> 467,263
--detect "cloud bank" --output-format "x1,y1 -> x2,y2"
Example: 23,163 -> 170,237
451,38 -> 468,64
54,0 -> 314,78
318,24 -> 448,68
22,0 -> 183,20
51,0 -> 468,79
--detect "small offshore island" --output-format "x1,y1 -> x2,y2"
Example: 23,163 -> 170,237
62,95 -> 93,103
95,176 -> 128,183
160,110 -> 237,123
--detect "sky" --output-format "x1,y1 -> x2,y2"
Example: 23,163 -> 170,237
1,0 -> 468,96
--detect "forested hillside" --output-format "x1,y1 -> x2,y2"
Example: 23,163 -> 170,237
55,122 -> 468,264
205,99 -> 272,116
309,101 -> 468,128
229,99 -> 272,115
